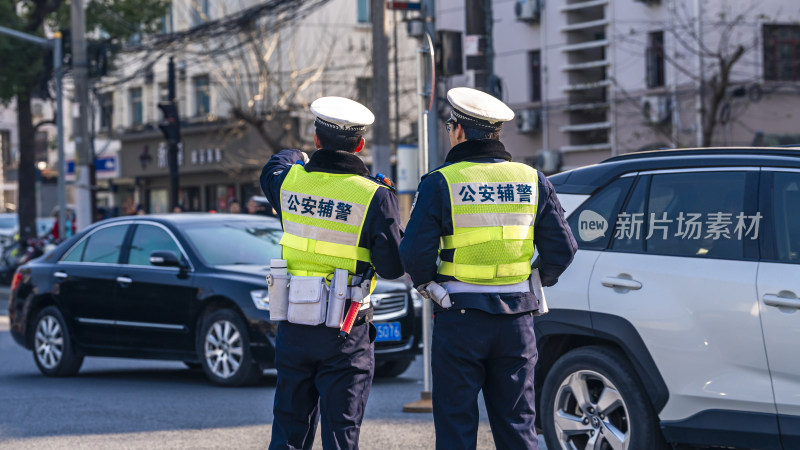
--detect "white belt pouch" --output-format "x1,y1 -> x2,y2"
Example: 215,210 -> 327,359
288,276 -> 329,325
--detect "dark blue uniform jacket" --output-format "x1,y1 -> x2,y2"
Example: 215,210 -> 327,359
261,148 -> 405,280
399,138 -> 577,314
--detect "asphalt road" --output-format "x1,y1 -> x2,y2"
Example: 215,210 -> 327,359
0,293 -> 547,449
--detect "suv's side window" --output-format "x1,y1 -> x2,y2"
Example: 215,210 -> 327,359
613,171 -> 753,259
769,171 -> 800,262
127,224 -> 183,266
567,177 -> 633,250
65,225 -> 129,264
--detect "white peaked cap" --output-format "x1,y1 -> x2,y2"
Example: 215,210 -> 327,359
447,87 -> 515,124
310,96 -> 375,130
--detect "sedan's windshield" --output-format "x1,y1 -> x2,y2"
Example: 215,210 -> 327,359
183,222 -> 283,266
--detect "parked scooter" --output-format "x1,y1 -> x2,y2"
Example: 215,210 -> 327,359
0,236 -> 51,285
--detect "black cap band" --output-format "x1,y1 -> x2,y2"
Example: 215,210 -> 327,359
315,118 -> 366,137
450,109 -> 503,132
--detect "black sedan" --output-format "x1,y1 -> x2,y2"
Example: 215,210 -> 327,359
8,214 -> 422,386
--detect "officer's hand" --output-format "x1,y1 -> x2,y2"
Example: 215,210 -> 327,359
300,151 -> 310,164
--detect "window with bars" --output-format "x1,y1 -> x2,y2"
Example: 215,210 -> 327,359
529,50 -> 541,102
194,75 -> 210,116
99,92 -> 114,132
763,25 -> 800,81
646,31 -> 665,88
357,0 -> 370,23
129,87 -> 143,126
192,0 -> 210,26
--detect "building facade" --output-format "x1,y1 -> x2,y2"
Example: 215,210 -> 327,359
436,0 -> 800,171
77,0 -> 419,214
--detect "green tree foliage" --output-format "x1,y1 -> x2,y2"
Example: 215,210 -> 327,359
0,0 -> 168,239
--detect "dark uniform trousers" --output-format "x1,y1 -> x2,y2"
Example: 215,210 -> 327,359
432,308 -> 539,450
269,318 -> 376,450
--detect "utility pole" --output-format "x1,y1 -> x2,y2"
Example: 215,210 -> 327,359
158,58 -> 181,210
695,0 -> 704,147
424,0 -> 439,170
403,0 -> 438,415
371,0 -> 391,178
71,0 -> 93,228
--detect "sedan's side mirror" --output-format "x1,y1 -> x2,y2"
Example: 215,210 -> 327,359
150,250 -> 183,268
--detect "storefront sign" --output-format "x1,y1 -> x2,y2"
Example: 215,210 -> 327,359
155,142 -> 224,169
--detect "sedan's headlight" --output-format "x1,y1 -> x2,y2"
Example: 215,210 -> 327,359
410,288 -> 423,310
251,289 -> 270,311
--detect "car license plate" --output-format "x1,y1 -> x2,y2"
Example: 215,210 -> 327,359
374,322 -> 401,342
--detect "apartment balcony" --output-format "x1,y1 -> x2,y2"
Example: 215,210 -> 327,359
562,60 -> 610,71
561,19 -> 609,32
560,142 -> 612,153
563,80 -> 611,92
562,40 -> 609,53
560,0 -> 609,12
559,121 -> 611,133
563,102 -> 610,111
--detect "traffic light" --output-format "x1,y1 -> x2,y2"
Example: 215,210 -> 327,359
158,101 -> 181,143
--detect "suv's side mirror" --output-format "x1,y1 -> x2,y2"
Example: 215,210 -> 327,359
150,250 -> 183,268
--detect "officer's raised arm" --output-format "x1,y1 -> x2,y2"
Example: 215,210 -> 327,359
533,172 -> 578,286
259,149 -> 308,218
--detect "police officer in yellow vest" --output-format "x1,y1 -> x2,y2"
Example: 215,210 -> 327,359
260,97 -> 404,450
400,88 -> 577,450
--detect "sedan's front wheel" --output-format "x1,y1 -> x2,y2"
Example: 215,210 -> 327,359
198,309 -> 261,386
32,306 -> 83,377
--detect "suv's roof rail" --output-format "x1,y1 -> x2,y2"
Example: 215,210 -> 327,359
603,147 -> 800,163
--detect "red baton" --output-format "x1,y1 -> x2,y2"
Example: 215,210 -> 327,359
338,267 -> 374,342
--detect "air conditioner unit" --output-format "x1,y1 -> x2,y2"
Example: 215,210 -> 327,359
516,108 -> 542,134
463,70 -> 477,89
514,0 -> 540,22
536,150 -> 562,175
641,95 -> 671,124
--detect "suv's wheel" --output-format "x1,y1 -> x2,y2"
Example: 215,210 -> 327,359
32,306 -> 83,377
198,309 -> 261,386
374,358 -> 413,378
541,346 -> 666,450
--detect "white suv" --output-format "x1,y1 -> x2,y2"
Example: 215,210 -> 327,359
536,148 -> 800,450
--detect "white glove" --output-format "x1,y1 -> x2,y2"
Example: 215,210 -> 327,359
300,151 -> 310,164
416,282 -> 452,308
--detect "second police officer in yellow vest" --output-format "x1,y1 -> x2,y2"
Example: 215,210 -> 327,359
400,88 -> 577,450
260,97 -> 404,450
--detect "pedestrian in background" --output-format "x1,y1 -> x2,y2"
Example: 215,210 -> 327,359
228,200 -> 241,214
260,96 -> 404,450
400,87 -> 577,450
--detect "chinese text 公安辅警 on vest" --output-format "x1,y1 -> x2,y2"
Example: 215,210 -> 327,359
435,161 -> 538,286
278,165 -> 387,279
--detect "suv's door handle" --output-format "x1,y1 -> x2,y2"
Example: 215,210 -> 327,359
601,277 -> 642,290
763,294 -> 800,309
54,271 -> 68,279
116,276 -> 133,285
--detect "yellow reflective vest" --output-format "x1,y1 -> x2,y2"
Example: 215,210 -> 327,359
278,165 -> 385,278
435,161 -> 538,285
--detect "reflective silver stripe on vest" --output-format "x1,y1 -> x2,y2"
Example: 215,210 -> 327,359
283,220 -> 360,247
450,182 -> 537,206
280,190 -> 367,227
441,280 -> 530,294
453,213 -> 536,228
